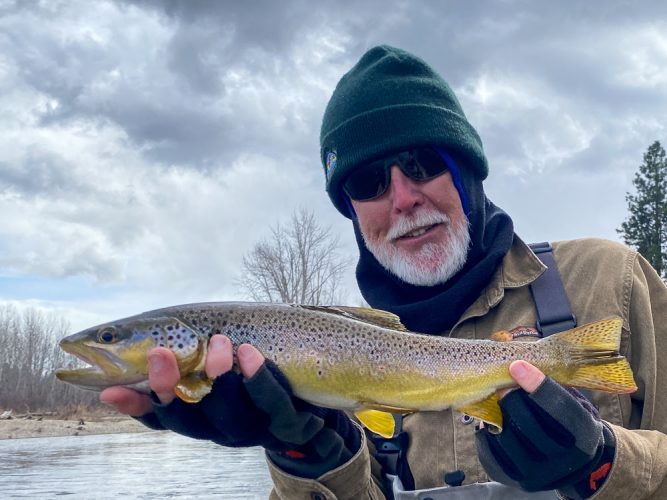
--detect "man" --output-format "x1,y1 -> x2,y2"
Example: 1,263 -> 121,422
103,46 -> 667,499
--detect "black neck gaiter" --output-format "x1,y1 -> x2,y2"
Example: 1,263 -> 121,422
354,175 -> 514,335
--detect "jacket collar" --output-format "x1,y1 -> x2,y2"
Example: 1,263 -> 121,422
454,236 -> 546,329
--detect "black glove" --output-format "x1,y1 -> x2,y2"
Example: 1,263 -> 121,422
136,361 -> 360,479
475,378 -> 616,499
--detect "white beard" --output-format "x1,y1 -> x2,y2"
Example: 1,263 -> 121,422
361,209 -> 470,286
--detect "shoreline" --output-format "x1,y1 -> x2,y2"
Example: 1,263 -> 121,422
0,413 -> 151,440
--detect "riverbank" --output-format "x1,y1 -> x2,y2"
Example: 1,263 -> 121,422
0,412 -> 151,439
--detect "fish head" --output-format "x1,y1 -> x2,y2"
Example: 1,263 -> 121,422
55,315 -> 203,392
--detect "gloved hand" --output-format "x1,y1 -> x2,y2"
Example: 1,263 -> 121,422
475,362 -> 616,500
110,336 -> 360,479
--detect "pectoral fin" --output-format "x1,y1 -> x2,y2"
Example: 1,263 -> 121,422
354,409 -> 396,438
456,393 -> 503,432
175,372 -> 213,403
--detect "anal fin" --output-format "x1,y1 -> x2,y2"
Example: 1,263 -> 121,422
354,409 -> 396,438
456,393 -> 503,432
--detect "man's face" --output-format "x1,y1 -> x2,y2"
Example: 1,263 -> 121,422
351,165 -> 470,286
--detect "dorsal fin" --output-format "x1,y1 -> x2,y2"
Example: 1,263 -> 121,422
296,305 -> 407,331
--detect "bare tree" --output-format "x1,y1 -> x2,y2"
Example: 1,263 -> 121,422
237,208 -> 350,305
0,305 -> 100,413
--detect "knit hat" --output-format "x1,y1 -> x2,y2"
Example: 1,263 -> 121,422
320,45 -> 488,217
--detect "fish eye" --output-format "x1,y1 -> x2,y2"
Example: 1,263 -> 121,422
98,327 -> 118,344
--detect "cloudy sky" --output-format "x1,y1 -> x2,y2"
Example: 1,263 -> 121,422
1,0 -> 666,333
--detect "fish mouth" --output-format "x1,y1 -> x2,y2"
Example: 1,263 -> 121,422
55,338 -> 143,391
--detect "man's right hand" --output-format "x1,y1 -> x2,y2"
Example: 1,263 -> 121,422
100,335 -> 361,479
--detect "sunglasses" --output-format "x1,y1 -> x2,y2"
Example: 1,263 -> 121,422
342,148 -> 449,201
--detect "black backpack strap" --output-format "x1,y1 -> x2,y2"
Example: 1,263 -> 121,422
367,413 -> 415,492
528,242 -> 577,336
529,242 -> 597,405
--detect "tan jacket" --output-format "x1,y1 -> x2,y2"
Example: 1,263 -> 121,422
268,237 -> 667,499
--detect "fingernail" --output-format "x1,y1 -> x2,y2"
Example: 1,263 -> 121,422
148,353 -> 165,373
237,344 -> 250,361
209,335 -> 225,351
512,362 -> 528,379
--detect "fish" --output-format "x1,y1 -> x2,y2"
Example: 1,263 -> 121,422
55,302 -> 637,437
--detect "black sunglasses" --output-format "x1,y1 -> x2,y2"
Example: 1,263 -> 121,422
343,148 -> 449,201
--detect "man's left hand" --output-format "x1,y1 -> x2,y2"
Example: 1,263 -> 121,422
476,361 -> 616,499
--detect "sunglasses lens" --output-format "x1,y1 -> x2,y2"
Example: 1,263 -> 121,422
409,148 -> 448,179
342,148 -> 449,201
343,159 -> 389,201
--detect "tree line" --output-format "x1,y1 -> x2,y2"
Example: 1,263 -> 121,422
0,305 -> 99,414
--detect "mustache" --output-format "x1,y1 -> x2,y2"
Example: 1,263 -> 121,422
386,210 -> 450,241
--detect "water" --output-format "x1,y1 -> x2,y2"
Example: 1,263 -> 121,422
0,431 -> 274,499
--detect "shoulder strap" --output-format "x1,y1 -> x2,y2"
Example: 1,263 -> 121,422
528,242 -> 577,336
367,414 -> 415,490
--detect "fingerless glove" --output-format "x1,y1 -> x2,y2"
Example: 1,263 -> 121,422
476,378 -> 615,499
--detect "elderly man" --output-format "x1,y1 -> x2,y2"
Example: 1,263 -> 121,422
103,46 -> 667,499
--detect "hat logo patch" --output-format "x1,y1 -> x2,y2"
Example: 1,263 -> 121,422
325,151 -> 337,180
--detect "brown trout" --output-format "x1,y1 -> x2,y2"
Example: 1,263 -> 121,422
56,302 -> 637,437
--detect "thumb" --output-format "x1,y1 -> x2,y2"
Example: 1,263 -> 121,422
237,344 -> 265,379
509,360 -> 546,394
148,348 -> 181,405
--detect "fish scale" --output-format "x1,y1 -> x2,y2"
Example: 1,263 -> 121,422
56,302 -> 637,436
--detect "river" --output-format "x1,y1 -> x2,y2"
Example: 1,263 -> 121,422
0,431 -> 274,498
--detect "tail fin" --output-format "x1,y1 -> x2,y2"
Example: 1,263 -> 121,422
548,317 -> 637,394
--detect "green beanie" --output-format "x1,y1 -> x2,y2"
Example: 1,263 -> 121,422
320,45 -> 489,217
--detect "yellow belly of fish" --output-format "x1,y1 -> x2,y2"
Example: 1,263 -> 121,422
280,360 -> 513,412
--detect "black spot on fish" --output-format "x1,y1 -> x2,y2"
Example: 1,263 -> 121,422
167,325 -> 173,331
190,334 -> 196,339
152,331 -> 159,336
178,343 -> 183,349
168,335 -> 173,340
